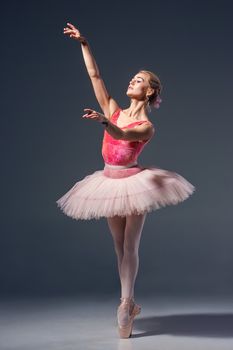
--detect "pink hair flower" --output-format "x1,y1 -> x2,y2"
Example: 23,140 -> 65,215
153,95 -> 162,109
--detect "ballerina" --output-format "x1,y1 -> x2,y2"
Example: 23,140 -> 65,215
57,22 -> 196,338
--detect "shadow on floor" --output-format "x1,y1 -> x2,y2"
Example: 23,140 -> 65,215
132,313 -> 233,338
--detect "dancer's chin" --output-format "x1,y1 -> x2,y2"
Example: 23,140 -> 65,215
126,91 -> 134,98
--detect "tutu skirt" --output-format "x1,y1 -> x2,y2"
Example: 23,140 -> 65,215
56,163 -> 195,220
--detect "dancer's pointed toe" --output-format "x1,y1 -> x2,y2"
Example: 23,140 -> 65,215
117,297 -> 141,338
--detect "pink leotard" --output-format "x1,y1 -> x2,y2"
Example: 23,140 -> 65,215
101,108 -> 153,166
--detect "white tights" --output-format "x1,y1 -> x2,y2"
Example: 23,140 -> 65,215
107,213 -> 147,299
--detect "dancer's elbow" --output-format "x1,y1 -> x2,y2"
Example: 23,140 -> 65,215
89,69 -> 100,79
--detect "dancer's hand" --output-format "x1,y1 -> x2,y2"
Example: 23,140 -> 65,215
82,109 -> 108,123
63,22 -> 86,43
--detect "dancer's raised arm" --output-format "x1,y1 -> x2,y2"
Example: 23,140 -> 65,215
63,22 -> 119,119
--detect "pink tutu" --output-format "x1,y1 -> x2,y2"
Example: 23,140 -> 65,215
56,164 -> 195,220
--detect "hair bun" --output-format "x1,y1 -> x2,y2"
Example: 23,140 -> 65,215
153,95 -> 162,109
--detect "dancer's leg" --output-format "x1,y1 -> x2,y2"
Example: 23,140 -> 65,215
107,216 -> 126,279
121,213 -> 147,299
117,213 -> 146,327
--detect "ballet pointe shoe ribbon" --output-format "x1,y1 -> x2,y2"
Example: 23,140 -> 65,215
117,297 -> 141,338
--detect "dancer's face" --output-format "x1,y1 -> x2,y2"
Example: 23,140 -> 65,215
126,72 -> 154,101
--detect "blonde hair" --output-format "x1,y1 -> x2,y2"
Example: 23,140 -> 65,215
139,69 -> 162,106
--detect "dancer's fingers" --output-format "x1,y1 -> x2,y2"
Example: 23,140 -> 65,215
83,109 -> 95,115
82,114 -> 99,120
63,31 -> 74,36
66,22 -> 76,29
63,29 -> 74,34
82,109 -> 102,122
82,113 -> 94,118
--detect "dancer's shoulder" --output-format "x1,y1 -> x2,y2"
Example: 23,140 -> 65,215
101,98 -> 121,119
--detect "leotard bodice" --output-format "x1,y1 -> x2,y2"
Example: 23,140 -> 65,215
101,108 -> 153,166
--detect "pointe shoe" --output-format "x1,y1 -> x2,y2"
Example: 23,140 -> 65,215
117,297 -> 141,338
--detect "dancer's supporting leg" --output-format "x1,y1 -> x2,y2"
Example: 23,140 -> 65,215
121,213 -> 147,299
108,213 -> 146,327
107,215 -> 126,279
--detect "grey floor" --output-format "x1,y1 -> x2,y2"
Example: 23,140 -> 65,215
0,294 -> 233,350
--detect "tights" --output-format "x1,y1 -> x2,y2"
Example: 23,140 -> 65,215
107,213 -> 146,299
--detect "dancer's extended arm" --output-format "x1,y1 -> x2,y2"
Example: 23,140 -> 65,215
82,109 -> 155,142
63,23 -> 119,119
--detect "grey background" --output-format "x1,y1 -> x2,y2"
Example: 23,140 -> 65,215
1,0 -> 232,298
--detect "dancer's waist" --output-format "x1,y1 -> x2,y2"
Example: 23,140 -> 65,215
104,161 -> 138,169
103,162 -> 142,178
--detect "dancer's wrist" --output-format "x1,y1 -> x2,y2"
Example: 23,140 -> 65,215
80,36 -> 88,45
101,119 -> 109,127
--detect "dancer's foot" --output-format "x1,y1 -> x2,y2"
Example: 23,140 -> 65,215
117,297 -> 141,338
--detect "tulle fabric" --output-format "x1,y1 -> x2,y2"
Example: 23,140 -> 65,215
56,165 -> 195,220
